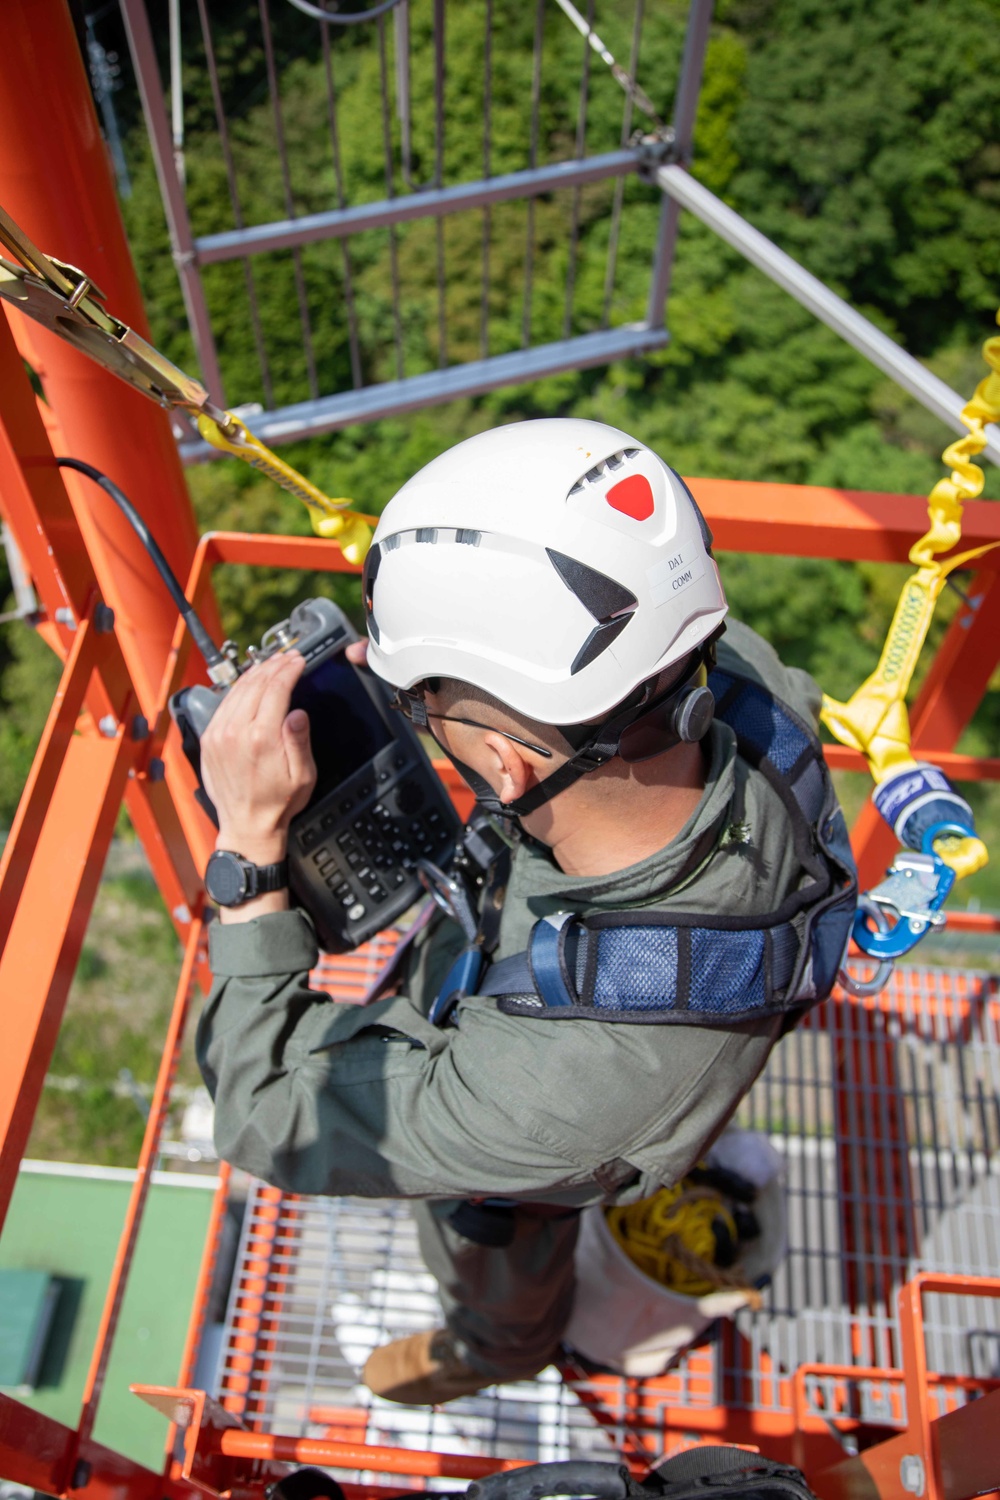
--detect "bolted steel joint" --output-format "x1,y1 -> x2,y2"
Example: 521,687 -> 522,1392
93,601 -> 116,633
70,1459 -> 92,1490
899,1455 -> 925,1496
146,757 -> 166,782
632,126 -> 678,176
97,714 -> 118,738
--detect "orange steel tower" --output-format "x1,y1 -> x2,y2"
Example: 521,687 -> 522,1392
1,3 -> 999,1498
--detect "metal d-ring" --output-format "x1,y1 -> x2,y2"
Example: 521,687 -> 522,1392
838,895 -> 896,998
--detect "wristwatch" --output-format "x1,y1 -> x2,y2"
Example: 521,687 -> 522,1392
205,849 -> 289,908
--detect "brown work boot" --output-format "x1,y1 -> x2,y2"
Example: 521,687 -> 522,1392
363,1328 -> 493,1405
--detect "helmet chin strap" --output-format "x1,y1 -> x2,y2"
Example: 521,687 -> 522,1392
442,643 -> 718,823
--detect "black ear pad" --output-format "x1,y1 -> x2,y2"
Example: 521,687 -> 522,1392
674,685 -> 715,743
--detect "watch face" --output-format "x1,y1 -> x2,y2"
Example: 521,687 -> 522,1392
206,851 -> 249,907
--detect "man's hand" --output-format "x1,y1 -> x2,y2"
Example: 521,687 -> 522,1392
201,651 -> 317,920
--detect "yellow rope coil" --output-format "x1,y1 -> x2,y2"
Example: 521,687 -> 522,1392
197,412 -> 376,565
820,313 -> 1000,880
606,1181 -> 762,1307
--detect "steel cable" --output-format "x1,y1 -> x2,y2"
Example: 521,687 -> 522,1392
563,0 -> 596,341
196,0 -> 276,408
433,0 -> 447,369
602,0 -> 645,328
521,0 -> 545,350
320,20 -> 364,389
480,0 -> 494,359
282,0 -> 405,24
377,13 -> 405,381
260,0 -> 320,400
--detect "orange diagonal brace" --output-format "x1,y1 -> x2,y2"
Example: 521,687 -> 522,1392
0,611 -> 106,948
688,478 -> 1000,566
73,914 -> 205,1456
0,720 -> 136,1230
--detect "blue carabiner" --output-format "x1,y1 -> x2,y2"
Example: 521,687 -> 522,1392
851,820 -> 962,961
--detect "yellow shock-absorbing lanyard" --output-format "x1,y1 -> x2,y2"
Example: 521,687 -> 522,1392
820,313 -> 1000,880
196,413 -> 374,565
0,203 -> 376,567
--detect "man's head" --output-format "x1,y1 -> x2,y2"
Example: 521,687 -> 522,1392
363,419 -> 727,816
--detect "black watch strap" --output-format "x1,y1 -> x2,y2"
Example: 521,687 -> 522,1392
251,858 -> 289,893
205,849 -> 289,907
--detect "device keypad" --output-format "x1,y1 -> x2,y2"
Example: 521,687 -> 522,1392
303,773 -> 452,930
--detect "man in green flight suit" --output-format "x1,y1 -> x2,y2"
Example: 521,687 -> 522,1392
196,418 -> 855,1405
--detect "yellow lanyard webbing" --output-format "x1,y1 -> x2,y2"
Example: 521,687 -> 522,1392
820,314 -> 1000,879
197,413 -> 375,566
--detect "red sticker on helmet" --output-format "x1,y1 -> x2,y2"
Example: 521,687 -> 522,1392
605,474 -> 654,521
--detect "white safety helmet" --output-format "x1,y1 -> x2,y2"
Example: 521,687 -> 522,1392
364,418 -> 727,726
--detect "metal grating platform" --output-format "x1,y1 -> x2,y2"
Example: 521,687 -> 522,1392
210,961 -> 1000,1467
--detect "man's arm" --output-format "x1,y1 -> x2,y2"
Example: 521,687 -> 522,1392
194,646 -> 590,1199
195,908 -> 615,1200
199,648 -> 317,922
196,899 -> 776,1205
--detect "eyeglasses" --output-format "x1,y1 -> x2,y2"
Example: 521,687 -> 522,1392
389,687 -> 555,759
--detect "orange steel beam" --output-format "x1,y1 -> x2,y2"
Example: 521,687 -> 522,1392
0,1391 -> 185,1500
0,1 -> 227,960
234,1194 -> 302,1431
935,1389 -> 1000,1500
0,321 -> 91,636
833,996 -> 916,1373
0,613 -> 109,951
689,479 -> 1000,566
818,1275 -> 1000,1500
216,1430 -> 531,1479
216,1186 -> 285,1419
0,315 -> 204,927
824,747 -> 1000,782
851,571 -> 1000,891
168,1162 -> 232,1460
74,917 -> 205,1458
0,717 -> 135,1230
0,0 -> 206,717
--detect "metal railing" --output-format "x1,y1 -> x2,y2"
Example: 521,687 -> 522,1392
118,0 -> 680,443
114,0 -> 999,462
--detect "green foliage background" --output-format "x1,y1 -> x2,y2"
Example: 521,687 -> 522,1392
2,0 -> 999,908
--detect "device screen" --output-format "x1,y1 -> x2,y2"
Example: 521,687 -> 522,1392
291,652 -> 394,807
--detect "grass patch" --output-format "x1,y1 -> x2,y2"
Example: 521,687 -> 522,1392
26,855 -> 203,1168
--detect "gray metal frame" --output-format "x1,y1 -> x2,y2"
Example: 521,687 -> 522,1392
646,0 -> 712,327
653,162 -> 1000,466
177,324 -> 667,458
120,0 -> 997,468
120,0 -> 226,405
193,152 -> 640,264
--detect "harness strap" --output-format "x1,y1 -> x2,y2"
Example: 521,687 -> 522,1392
464,670 -> 857,1027
480,911 -> 802,1016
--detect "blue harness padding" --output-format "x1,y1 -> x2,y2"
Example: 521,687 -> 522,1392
473,668 -> 859,1027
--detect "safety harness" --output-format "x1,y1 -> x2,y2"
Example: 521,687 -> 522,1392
430,668 -> 858,1030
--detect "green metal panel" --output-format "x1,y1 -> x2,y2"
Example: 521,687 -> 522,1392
0,1165 -> 217,1469
0,1268 -> 57,1387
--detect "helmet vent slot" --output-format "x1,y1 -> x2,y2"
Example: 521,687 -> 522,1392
456,529 -> 481,546
546,549 -> 637,623
566,448 -> 642,499
416,527 -> 438,544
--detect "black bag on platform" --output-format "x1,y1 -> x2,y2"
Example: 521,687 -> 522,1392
462,1449 -> 819,1500
268,1449 -> 819,1500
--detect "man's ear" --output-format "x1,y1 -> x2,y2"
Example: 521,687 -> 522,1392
482,730 -> 534,805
